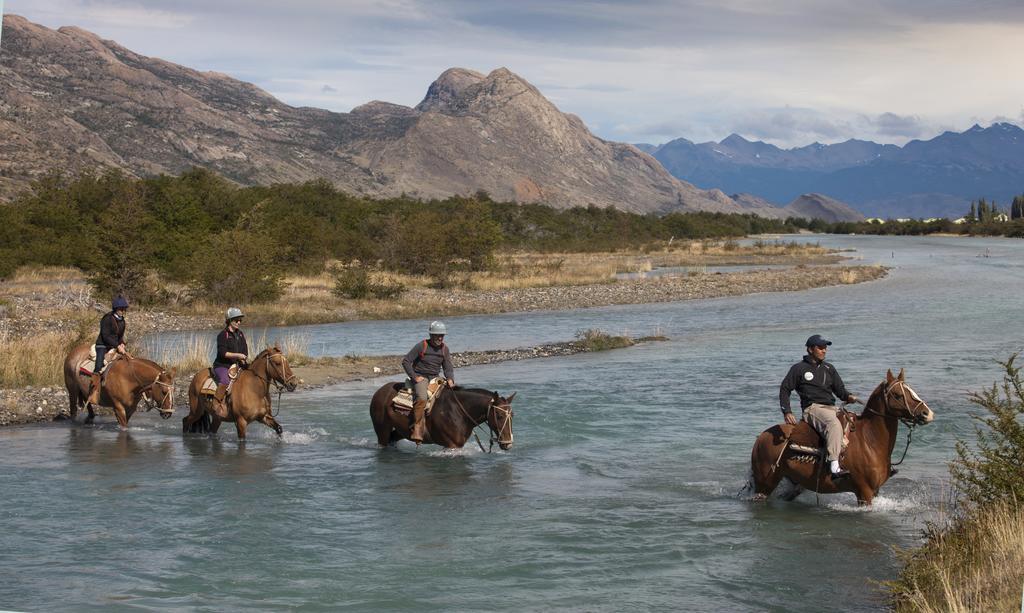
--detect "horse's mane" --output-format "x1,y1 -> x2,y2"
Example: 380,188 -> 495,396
451,387 -> 497,400
858,379 -> 888,418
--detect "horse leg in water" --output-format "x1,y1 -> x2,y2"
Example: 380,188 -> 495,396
260,415 -> 283,437
750,432 -> 786,500
235,416 -> 248,439
112,401 -> 129,430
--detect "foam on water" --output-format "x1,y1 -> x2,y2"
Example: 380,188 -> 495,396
824,493 -> 928,513
281,427 -> 328,444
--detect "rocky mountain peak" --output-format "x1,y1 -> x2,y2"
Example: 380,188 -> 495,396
415,67 -> 485,112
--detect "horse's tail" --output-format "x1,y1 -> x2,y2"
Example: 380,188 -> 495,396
185,412 -> 213,434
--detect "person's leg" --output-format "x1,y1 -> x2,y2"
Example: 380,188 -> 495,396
87,345 -> 107,406
410,378 -> 429,443
805,404 -> 844,473
212,366 -> 230,419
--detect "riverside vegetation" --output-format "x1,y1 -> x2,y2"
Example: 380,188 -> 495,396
889,356 -> 1024,612
0,168 -> 808,303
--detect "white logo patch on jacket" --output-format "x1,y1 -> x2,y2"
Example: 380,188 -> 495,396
803,371 -> 814,381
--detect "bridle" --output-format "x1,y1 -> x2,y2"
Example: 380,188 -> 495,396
248,350 -> 299,417
865,379 -> 931,426
863,378 -> 931,466
250,351 -> 299,390
450,390 -> 514,453
127,359 -> 174,415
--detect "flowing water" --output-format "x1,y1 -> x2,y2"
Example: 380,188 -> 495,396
2,235 -> 1022,611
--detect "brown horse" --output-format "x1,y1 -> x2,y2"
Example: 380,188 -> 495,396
750,368 -> 934,506
370,383 -> 515,450
181,346 -> 299,439
62,343 -> 176,427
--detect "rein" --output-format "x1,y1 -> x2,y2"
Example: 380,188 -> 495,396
449,390 -> 511,453
246,351 -> 296,418
126,359 -> 174,413
862,380 -> 924,468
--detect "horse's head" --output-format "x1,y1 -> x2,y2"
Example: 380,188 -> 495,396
146,367 -> 176,420
873,368 -> 934,425
487,391 -> 516,450
263,346 -> 300,392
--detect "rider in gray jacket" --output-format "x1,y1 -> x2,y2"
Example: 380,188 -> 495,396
401,321 -> 455,444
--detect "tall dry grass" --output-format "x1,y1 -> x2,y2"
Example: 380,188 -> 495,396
891,501 -> 1024,612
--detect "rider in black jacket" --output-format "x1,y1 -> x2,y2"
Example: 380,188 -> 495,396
779,334 -> 859,478
87,296 -> 129,407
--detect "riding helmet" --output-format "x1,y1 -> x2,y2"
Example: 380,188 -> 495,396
226,307 -> 245,321
112,295 -> 129,310
428,321 -> 447,335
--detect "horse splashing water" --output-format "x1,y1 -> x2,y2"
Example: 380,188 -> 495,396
182,346 -> 299,439
370,383 -> 515,450
749,368 -> 934,506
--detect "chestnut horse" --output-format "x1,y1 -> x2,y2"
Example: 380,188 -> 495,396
750,368 -> 934,505
370,383 -> 516,450
62,343 -> 176,427
181,346 -> 299,439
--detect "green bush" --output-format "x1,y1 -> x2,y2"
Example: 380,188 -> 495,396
950,354 -> 1024,508
187,230 -> 287,304
331,266 -> 405,300
574,328 -> 634,352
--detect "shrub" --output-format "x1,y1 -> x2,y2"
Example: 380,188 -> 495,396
187,230 -> 287,304
950,354 -> 1024,508
331,266 -> 405,300
574,328 -> 634,352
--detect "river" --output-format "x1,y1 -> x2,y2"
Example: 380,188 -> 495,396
1,234 -> 1021,611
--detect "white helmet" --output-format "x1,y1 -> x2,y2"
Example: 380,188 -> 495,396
226,307 -> 244,321
428,321 -> 447,335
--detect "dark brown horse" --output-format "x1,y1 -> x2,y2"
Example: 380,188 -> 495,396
750,368 -> 934,505
181,346 -> 299,439
370,383 -> 516,450
62,343 -> 176,427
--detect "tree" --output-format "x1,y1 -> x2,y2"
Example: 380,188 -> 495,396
1011,195 -> 1024,220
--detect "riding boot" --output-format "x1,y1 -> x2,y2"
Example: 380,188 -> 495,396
410,400 -> 427,444
87,372 -> 102,407
212,384 -> 229,419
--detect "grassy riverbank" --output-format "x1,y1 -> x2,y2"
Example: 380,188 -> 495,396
888,357 -> 1024,612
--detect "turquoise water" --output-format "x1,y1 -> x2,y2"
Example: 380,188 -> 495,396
2,235 -> 1022,611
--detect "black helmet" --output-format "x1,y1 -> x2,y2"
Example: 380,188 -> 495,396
112,296 -> 129,310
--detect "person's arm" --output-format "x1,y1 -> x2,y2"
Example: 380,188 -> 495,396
100,315 -> 120,349
402,344 -> 420,380
831,366 -> 855,403
216,332 -> 230,363
442,345 -> 454,385
779,365 -> 799,424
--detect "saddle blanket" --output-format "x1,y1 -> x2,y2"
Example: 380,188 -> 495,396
77,346 -> 116,377
391,377 -> 444,414
782,411 -> 856,460
199,365 -> 240,396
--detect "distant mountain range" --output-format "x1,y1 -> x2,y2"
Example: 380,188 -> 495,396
642,123 -> 1024,218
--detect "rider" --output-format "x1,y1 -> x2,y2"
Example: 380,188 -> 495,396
779,334 -> 859,478
87,295 -> 130,408
401,321 -> 455,444
211,307 -> 248,419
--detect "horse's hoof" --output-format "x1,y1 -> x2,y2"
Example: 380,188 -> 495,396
751,493 -> 767,502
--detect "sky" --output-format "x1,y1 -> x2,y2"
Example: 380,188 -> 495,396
6,0 -> 1024,148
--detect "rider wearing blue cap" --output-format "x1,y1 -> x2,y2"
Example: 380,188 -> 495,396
779,334 -> 859,478
87,295 -> 130,408
401,321 -> 455,444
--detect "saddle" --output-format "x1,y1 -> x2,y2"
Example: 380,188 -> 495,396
77,346 -> 120,377
391,377 -> 445,415
777,410 -> 857,462
199,364 -> 240,396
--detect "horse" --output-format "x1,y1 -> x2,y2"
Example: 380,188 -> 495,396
62,343 -> 176,427
749,368 -> 934,506
369,383 -> 516,450
181,346 -> 299,439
